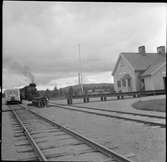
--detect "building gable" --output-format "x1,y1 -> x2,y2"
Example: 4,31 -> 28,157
112,55 -> 137,92
112,53 -> 134,76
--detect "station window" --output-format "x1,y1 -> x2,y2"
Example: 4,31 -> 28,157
117,81 -> 121,88
122,79 -> 126,87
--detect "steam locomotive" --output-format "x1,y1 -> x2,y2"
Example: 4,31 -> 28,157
20,83 -> 48,107
20,83 -> 39,101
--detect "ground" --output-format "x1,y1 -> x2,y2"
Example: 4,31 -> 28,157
132,98 -> 166,112
52,95 -> 165,117
33,95 -> 165,162
2,95 -> 166,162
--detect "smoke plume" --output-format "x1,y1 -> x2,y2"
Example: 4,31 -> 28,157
3,56 -> 35,83
23,65 -> 35,83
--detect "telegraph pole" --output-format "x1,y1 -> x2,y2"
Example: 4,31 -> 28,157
78,44 -> 83,94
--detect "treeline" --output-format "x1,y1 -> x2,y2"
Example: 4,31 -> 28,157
38,83 -> 115,99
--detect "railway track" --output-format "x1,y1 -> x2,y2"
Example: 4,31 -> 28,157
49,103 -> 166,127
9,105 -> 134,162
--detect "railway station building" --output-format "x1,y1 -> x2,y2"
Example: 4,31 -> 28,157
112,46 -> 166,92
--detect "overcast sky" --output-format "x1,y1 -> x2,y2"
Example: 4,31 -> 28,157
3,2 -> 166,90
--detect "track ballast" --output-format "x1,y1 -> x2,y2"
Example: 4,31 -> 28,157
10,105 -> 134,162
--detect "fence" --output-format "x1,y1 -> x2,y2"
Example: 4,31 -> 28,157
66,89 -> 166,104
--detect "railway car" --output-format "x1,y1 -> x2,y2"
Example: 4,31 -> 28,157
4,89 -> 22,105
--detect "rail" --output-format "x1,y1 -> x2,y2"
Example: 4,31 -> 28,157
11,105 -> 135,162
12,110 -> 47,161
29,109 -> 134,162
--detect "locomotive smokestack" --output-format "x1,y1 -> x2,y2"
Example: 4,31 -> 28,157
29,83 -> 36,87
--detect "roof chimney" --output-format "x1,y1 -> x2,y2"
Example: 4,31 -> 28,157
157,46 -> 165,56
138,46 -> 145,55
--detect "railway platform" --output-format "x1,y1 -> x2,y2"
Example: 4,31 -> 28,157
50,95 -> 166,118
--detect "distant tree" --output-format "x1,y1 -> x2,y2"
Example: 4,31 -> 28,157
53,86 -> 59,97
54,85 -> 58,92
45,89 -> 50,98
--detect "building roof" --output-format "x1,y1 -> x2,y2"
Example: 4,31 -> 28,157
122,52 -> 165,71
141,61 -> 166,77
112,52 -> 166,76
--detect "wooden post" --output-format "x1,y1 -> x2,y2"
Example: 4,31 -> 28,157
67,98 -> 70,104
70,97 -> 72,104
40,100 -> 43,107
39,101 -> 42,108
38,101 -> 40,107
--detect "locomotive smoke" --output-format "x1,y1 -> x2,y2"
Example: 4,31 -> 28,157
4,56 -> 35,83
23,65 -> 35,83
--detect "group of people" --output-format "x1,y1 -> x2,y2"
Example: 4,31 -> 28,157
32,96 -> 48,108
39,97 -> 48,107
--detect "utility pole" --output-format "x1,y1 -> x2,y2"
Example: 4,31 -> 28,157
78,44 -> 83,94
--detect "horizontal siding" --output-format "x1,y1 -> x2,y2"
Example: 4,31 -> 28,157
144,64 -> 166,90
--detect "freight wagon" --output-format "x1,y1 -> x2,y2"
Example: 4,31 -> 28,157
4,89 -> 22,105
